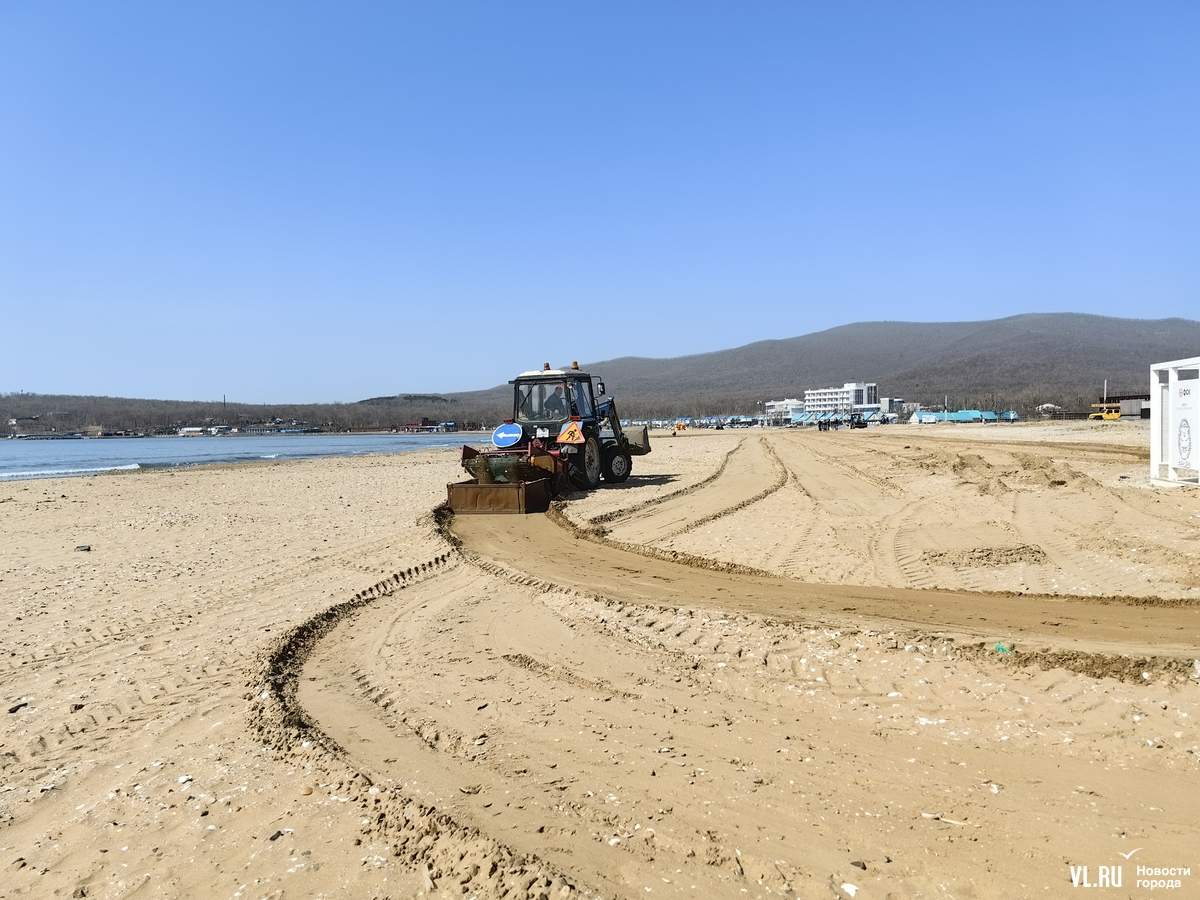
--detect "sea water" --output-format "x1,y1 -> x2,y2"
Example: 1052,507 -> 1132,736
0,433 -> 477,482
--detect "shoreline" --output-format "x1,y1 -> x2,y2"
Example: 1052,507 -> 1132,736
3,429 -> 491,440
0,431 -> 485,483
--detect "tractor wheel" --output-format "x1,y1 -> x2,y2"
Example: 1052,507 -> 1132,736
602,449 -> 632,483
570,437 -> 602,490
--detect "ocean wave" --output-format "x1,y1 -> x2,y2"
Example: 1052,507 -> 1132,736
0,463 -> 141,481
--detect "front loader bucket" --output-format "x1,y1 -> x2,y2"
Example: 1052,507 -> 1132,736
447,478 -> 552,514
623,424 -> 651,456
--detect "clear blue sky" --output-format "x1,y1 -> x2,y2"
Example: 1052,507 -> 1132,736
2,2 -> 1196,402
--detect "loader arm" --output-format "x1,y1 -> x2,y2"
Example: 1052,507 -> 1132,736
597,397 -> 625,442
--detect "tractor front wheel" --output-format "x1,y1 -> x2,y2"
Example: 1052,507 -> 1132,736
602,449 -> 632,483
570,437 -> 602,490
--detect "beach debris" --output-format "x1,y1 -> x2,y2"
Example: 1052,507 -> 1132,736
7,702 -> 27,714
850,860 -> 867,870
74,545 -> 90,552
994,642 -> 1011,653
841,883 -> 859,897
921,811 -> 975,826
300,785 -> 313,796
459,784 -> 482,795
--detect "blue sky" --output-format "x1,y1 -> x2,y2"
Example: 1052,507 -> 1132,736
2,2 -> 1196,402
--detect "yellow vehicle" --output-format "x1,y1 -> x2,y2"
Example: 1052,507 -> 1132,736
1088,403 -> 1121,421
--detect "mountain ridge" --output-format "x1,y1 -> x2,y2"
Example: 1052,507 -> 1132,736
436,313 -> 1198,417
5,313 -> 1197,430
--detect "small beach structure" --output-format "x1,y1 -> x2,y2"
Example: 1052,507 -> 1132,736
1151,356 -> 1199,485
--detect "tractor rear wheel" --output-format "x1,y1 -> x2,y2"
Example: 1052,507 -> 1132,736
602,449 -> 632,483
570,437 -> 602,490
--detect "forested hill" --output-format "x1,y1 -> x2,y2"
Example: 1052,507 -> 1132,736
448,313 -> 1200,418
6,313 -> 1197,432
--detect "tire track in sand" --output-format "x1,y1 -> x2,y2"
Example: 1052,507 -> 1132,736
601,437 -> 786,545
451,508 -> 1200,675
289,524 -> 1200,899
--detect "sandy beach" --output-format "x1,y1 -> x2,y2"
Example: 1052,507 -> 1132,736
3,423 -> 1199,899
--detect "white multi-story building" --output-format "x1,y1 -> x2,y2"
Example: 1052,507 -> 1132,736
763,398 -> 805,425
803,382 -> 879,414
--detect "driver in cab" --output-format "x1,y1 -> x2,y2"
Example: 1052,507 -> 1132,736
543,384 -> 568,418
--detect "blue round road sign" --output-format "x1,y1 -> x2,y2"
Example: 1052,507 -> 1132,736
491,422 -> 523,448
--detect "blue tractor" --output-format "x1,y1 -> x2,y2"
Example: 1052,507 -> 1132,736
450,362 -> 651,513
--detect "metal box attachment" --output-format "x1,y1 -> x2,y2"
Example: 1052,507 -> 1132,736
446,478 -> 552,514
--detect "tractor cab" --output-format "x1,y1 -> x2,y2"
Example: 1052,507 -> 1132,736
514,369 -> 596,427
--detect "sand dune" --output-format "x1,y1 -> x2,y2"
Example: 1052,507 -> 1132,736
2,423 -> 1199,898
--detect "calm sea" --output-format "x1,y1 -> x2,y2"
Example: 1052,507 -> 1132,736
0,433 -> 479,482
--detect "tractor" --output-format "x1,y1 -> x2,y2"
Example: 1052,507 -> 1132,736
448,362 -> 651,513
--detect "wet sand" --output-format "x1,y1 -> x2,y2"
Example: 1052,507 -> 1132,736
2,423 -> 1199,898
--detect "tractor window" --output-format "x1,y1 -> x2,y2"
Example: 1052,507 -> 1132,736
569,380 -> 594,418
516,384 -> 536,421
516,382 -> 569,422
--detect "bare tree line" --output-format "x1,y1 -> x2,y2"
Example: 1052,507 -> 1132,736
0,393 -> 507,435
2,381 -> 1131,436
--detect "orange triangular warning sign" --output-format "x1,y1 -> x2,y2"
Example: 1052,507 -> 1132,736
557,422 -> 585,444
